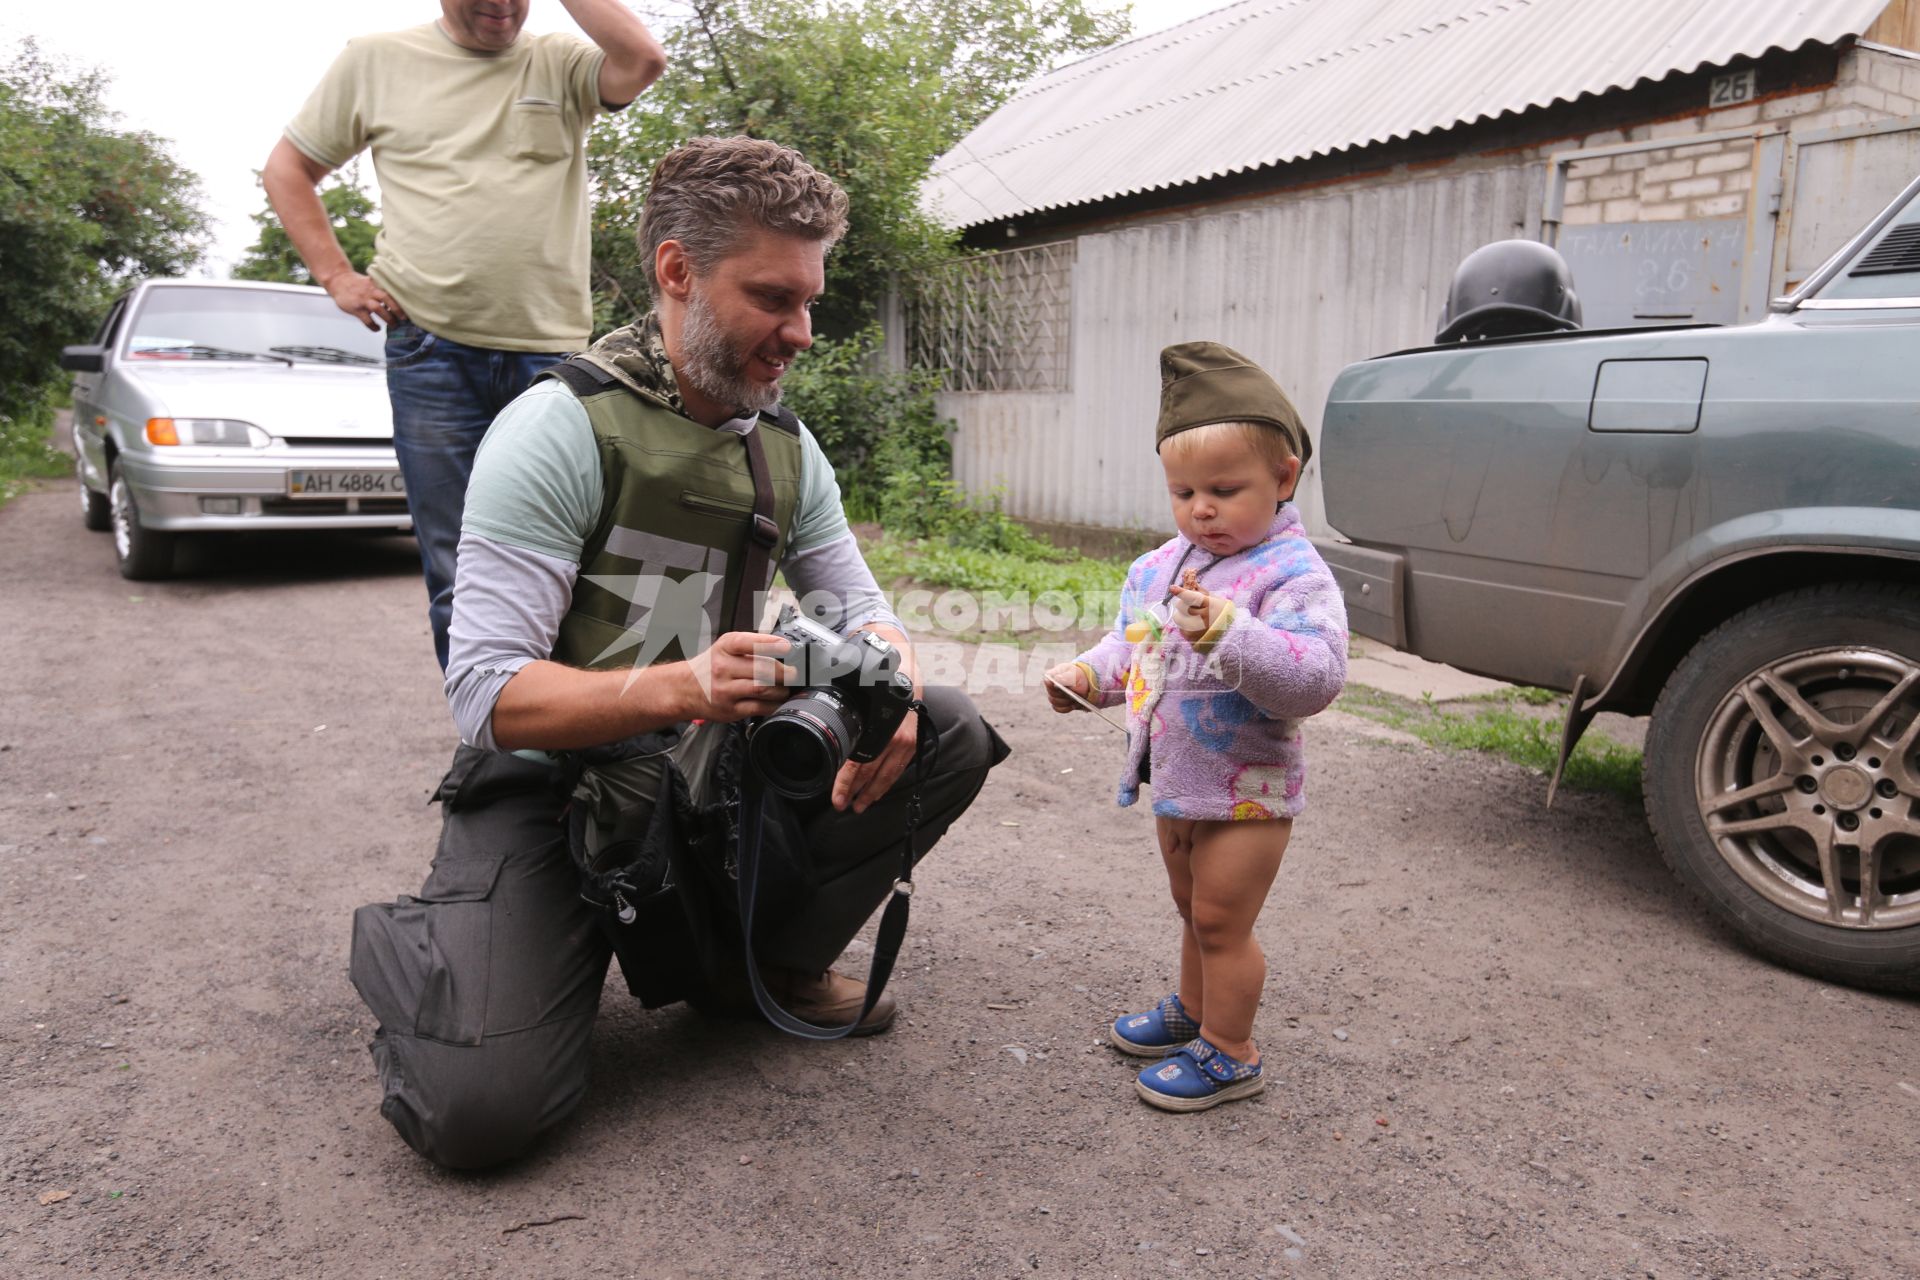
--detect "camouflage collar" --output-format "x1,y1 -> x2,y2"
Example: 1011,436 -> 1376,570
573,313 -> 689,417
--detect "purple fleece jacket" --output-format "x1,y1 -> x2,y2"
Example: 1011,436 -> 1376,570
1072,503 -> 1348,820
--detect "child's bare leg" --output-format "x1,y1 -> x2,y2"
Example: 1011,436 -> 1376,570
1155,816 -> 1202,1024
1187,818 -> 1290,1063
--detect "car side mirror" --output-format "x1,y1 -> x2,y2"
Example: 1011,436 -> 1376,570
60,345 -> 107,373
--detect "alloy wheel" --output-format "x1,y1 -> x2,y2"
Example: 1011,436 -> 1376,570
1696,648 -> 1920,930
110,473 -> 134,562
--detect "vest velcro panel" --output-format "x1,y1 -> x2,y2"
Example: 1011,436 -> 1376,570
544,365 -> 804,672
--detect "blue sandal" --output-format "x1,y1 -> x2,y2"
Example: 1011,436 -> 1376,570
1109,992 -> 1199,1056
1135,1037 -> 1264,1112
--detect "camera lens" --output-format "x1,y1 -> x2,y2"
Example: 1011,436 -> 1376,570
749,689 -> 861,799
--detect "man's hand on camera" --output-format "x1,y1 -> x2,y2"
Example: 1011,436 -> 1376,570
831,705 -> 919,815
323,270 -> 408,332
682,631 -> 796,722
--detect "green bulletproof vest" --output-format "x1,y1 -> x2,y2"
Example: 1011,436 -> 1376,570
540,361 -> 804,673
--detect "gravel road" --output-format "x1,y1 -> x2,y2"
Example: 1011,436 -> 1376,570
2,478 -> 1916,1278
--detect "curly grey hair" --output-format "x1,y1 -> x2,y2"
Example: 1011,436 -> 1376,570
639,136 -> 850,296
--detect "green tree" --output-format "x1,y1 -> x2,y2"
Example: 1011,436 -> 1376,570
233,165 -> 379,284
0,38 -> 207,488
588,0 -> 1128,337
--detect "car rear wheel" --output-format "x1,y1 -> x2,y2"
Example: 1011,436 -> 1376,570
109,460 -> 175,581
1645,583 -> 1920,992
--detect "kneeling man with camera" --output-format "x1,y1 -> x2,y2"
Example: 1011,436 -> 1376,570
349,136 -> 1008,1170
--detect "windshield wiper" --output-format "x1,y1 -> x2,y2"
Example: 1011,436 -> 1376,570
130,344 -> 293,366
268,345 -> 382,366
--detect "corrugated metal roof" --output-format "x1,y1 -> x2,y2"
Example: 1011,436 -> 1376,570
924,0 -> 1894,228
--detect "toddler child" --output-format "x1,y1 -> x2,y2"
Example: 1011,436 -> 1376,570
1045,341 -> 1348,1111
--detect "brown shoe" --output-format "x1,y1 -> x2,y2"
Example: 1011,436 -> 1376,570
762,966 -> 898,1036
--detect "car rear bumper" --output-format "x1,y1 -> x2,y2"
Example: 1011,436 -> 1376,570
118,444 -> 412,533
1310,537 -> 1407,649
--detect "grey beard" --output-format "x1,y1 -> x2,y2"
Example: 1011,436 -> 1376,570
678,288 -> 783,416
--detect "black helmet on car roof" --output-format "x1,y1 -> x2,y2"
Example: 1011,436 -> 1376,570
1436,239 -> 1583,343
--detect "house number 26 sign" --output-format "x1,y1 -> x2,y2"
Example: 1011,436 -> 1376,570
1710,69 -> 1758,108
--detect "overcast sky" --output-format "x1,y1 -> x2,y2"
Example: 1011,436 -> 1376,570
3,0 -> 1232,275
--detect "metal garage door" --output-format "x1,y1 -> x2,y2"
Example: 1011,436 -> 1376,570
1773,115 -> 1920,295
1544,113 -> 1920,327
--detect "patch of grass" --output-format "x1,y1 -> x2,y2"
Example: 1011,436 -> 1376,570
1338,684 -> 1643,801
0,440 -> 68,508
860,532 -> 1130,602
0,398 -> 69,508
1452,684 -> 1559,708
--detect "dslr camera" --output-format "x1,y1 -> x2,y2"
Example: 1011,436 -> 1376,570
746,604 -> 916,799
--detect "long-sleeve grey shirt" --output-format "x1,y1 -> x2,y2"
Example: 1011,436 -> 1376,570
443,380 -> 901,751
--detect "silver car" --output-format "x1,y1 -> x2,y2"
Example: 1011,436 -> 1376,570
61,279 -> 408,579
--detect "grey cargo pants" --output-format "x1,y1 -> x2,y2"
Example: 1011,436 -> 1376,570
349,686 -> 1007,1169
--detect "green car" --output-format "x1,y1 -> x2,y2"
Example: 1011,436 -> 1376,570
1321,172 -> 1920,993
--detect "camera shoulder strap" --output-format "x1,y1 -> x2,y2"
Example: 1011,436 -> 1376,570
736,702 -> 939,1040
732,424 -> 780,634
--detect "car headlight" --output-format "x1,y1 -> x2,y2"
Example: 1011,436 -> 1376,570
145,418 -> 268,448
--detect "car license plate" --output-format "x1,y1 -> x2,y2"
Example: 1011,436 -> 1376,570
287,470 -> 405,498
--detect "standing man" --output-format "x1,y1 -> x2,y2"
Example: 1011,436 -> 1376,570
350,138 -> 1009,1169
263,1 -> 666,670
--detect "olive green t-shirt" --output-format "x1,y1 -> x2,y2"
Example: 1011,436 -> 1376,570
285,23 -> 609,351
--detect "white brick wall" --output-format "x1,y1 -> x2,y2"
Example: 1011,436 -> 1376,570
1646,116 -> 1704,139
1553,48 -> 1919,229
1704,103 -> 1761,129
1761,90 -> 1828,121
1667,176 -> 1722,198
1588,172 -> 1636,199
1695,150 -> 1751,175
1868,56 -> 1910,94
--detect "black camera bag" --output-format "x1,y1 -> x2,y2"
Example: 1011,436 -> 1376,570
563,720 -> 812,1010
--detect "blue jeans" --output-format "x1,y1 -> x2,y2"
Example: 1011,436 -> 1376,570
385,324 -> 566,670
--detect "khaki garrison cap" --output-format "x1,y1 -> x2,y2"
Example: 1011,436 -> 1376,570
1154,340 -> 1310,469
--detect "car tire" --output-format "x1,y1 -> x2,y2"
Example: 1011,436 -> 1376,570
1645,582 -> 1920,993
79,465 -> 110,532
108,460 -> 175,581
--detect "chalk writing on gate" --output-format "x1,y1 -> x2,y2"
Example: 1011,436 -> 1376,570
1558,219 -> 1746,325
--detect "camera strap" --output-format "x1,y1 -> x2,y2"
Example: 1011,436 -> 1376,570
732,424 -> 780,633
736,699 -> 940,1040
